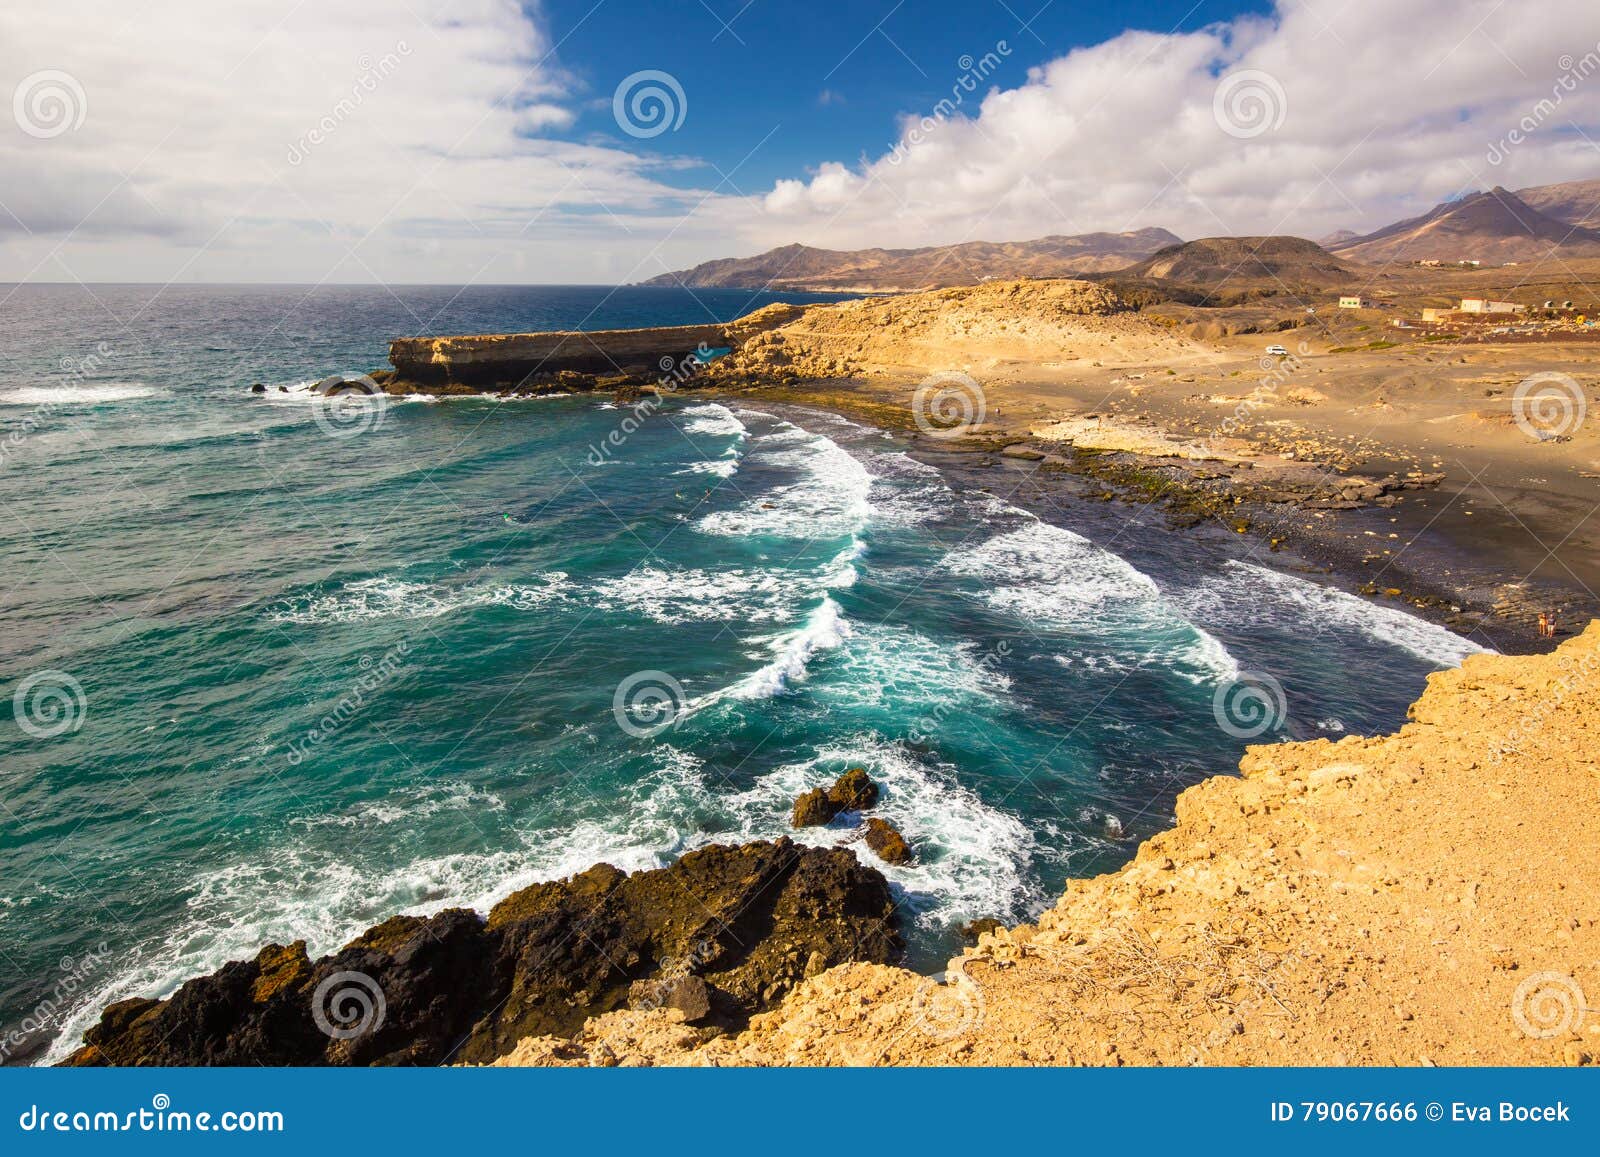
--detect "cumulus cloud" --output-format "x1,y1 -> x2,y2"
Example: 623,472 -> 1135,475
737,0 -> 1600,251
0,0 -> 725,282
3,0 -> 1597,283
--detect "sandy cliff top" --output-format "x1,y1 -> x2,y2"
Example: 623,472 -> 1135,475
497,623 -> 1600,1067
708,279 -> 1218,380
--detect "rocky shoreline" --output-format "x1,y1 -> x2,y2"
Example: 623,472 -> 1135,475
493,626 -> 1600,1067
314,279 -> 1591,650
64,839 -> 900,1066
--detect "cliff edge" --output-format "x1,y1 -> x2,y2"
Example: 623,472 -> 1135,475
496,624 -> 1600,1066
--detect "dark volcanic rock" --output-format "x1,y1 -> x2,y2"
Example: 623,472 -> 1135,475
64,838 -> 900,1067
863,817 -> 913,865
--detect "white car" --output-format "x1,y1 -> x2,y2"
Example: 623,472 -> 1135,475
1265,344 -> 1290,357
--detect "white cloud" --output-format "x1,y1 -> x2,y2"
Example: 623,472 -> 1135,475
0,0 -> 726,283
3,0 -> 1597,283
734,0 -> 1600,251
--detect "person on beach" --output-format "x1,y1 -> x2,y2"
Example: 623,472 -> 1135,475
1538,612 -> 1550,639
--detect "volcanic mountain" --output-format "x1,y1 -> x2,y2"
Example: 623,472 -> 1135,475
1330,186 -> 1600,264
1515,178 -> 1600,229
640,229 -> 1182,291
1117,236 -> 1358,291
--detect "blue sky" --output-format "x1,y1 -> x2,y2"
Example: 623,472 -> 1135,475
548,0 -> 1273,189
1,0 -> 1596,282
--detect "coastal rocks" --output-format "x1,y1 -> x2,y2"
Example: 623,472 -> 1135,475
829,767 -> 879,810
248,382 -> 266,393
790,767 -> 880,827
64,839 -> 901,1067
790,769 -> 915,867
863,818 -> 913,865
959,917 -> 1005,943
792,787 -> 837,827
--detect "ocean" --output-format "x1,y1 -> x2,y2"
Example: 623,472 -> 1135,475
0,284 -> 1485,1064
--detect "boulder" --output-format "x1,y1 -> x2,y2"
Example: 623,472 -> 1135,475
791,787 -> 838,828
827,767 -> 880,811
863,817 -> 913,865
63,839 -> 900,1067
959,917 -> 1005,942
628,974 -> 712,1022
248,382 -> 266,393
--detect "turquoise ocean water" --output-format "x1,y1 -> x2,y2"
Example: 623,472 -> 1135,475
0,285 -> 1485,1064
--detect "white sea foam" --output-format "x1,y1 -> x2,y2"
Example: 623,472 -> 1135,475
945,520 -> 1240,685
723,737 -> 1048,930
679,402 -> 749,438
0,383 -> 159,406
269,574 -> 570,625
696,420 -> 873,540
589,566 -> 808,624
864,451 -> 952,526
1178,560 -> 1489,667
674,457 -> 740,478
818,622 -> 1013,711
721,596 -> 852,701
289,782 -> 505,829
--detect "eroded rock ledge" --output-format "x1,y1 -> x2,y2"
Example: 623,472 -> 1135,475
386,303 -> 805,388
64,838 -> 900,1066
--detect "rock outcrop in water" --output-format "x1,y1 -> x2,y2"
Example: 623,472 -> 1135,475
63,838 -> 901,1067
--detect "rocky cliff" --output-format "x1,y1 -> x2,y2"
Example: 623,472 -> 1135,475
387,304 -> 805,388
64,838 -> 901,1066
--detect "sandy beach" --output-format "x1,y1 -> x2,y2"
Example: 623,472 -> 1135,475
692,278 -> 1600,652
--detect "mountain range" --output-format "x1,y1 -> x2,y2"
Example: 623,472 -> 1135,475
644,178 -> 1600,290
640,230 -> 1181,291
1329,184 -> 1600,264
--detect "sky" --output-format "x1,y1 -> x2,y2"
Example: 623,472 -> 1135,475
1,0 -> 1598,284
